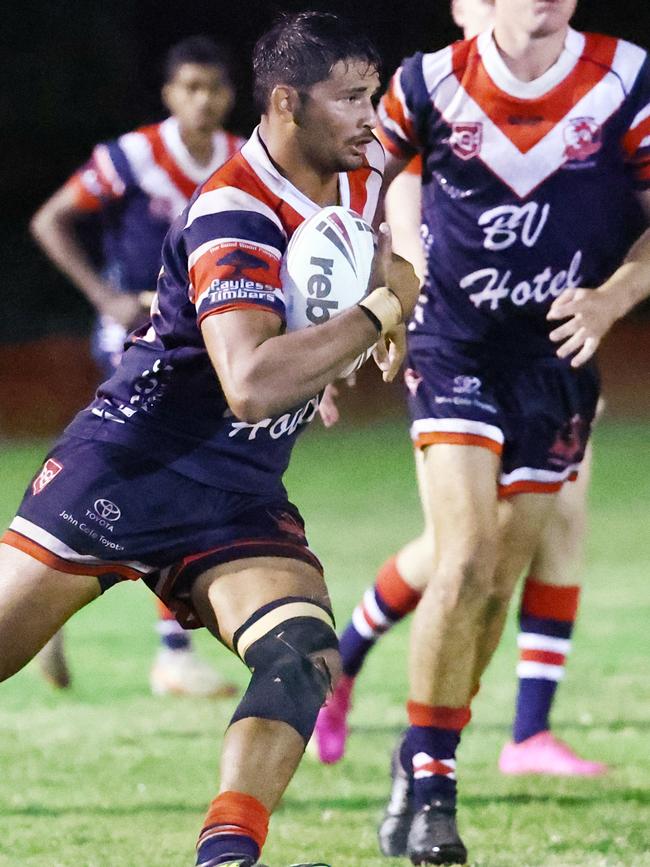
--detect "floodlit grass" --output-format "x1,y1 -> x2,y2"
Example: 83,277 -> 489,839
0,420 -> 648,866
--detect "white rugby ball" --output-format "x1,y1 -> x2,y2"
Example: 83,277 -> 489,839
281,206 -> 376,376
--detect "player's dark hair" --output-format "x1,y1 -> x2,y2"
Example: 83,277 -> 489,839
164,35 -> 233,83
252,11 -> 381,112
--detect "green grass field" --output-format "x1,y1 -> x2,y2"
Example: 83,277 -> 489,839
0,420 -> 649,866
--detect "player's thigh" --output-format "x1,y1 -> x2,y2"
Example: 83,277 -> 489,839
414,448 -> 436,535
0,544 -> 100,678
419,443 -> 500,565
190,555 -> 331,650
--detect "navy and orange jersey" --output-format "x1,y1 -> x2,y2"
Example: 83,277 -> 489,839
378,28 -> 650,357
67,117 -> 244,292
64,128 -> 385,494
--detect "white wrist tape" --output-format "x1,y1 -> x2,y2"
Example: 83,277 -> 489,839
358,286 -> 403,335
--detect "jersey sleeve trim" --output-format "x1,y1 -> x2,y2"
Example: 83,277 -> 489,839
619,50 -> 650,187
377,64 -> 420,159
94,142 -> 129,197
65,174 -> 103,212
68,141 -> 128,209
197,303 -> 284,327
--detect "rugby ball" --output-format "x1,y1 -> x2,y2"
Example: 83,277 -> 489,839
281,206 -> 376,376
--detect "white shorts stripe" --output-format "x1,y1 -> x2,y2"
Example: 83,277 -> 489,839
9,516 -> 153,574
410,417 -> 504,443
500,463 -> 581,487
517,660 -> 565,682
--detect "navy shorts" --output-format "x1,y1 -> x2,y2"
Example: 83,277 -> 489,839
405,340 -> 600,497
2,436 -> 322,628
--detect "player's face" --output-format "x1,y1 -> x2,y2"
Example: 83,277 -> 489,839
294,59 -> 380,174
452,0 -> 495,38
163,63 -> 234,134
494,0 -> 577,37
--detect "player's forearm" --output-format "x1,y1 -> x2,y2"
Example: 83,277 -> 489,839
231,308 -> 378,422
597,227 -> 650,322
385,172 -> 426,282
30,210 -> 109,309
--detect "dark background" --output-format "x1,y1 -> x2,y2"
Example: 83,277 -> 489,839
2,1 -> 649,343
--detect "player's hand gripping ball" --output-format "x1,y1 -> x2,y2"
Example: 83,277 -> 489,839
281,206 -> 376,377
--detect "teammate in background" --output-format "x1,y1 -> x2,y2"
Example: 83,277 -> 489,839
314,0 -> 606,780
362,1 -> 649,862
0,12 -> 419,867
30,35 -> 243,697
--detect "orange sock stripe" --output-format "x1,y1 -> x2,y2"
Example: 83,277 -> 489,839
156,599 -> 177,620
200,791 -> 269,851
520,649 -> 566,665
375,557 -> 422,615
407,701 -> 471,730
521,577 -> 580,622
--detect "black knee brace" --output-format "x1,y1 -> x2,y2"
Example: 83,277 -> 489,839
230,597 -> 338,742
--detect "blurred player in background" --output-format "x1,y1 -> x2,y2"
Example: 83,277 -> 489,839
340,0 -> 648,862
30,35 -> 243,698
315,0 -> 606,781
0,12 -> 419,866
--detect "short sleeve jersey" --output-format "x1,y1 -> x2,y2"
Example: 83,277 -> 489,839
378,29 -> 650,356
65,129 -> 385,494
67,117 -> 244,292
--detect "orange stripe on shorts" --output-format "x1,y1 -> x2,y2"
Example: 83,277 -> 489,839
415,432 -> 502,454
1,530 -> 144,582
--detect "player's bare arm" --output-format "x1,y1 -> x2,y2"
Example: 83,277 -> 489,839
372,150 -> 409,232
385,166 -> 426,282
203,248 -> 418,421
202,305 -> 378,422
548,189 -> 650,366
30,184 -> 143,329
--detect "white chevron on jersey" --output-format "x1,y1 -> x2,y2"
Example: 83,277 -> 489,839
427,30 -> 647,197
120,118 -> 242,217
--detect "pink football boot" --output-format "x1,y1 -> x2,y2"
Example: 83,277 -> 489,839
499,731 -> 608,776
312,674 -> 355,764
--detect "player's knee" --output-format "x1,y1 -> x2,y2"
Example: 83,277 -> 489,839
230,597 -> 339,742
484,581 -> 517,615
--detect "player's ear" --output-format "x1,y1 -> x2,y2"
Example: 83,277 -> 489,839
450,0 -> 464,29
271,86 -> 300,122
161,82 -> 174,114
